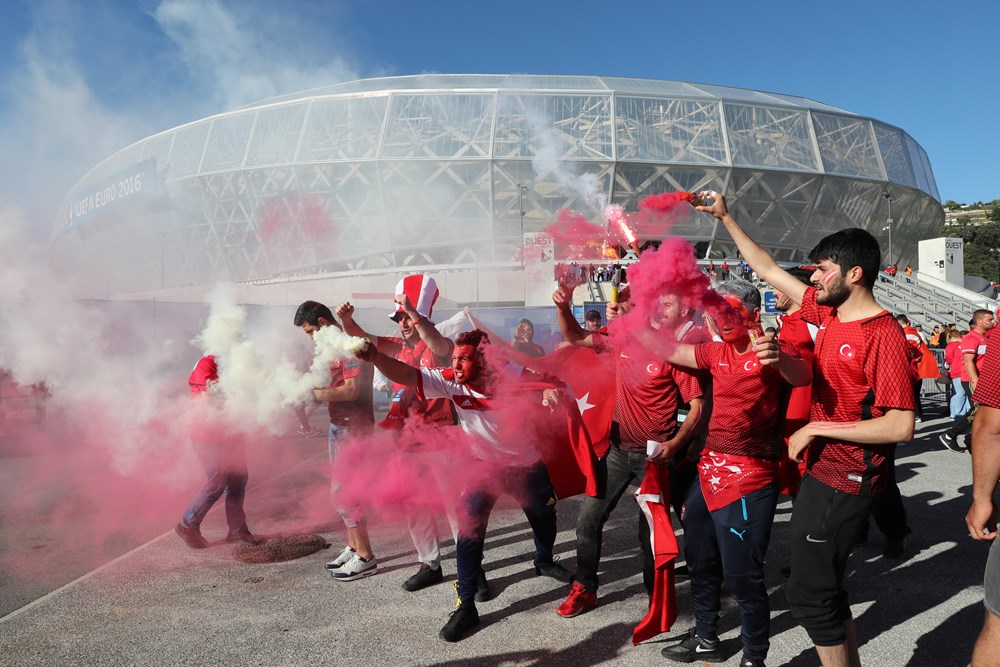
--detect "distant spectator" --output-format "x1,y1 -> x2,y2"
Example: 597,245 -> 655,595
511,318 -> 545,358
721,261 -> 730,281
929,325 -> 943,349
945,328 -> 970,420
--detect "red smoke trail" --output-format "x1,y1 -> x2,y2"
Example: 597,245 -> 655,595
634,191 -> 698,239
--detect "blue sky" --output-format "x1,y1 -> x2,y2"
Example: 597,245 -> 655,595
0,0 -> 996,240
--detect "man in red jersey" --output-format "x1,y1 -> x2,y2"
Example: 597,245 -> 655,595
175,355 -> 259,549
696,192 -> 915,667
550,285 -> 709,619
659,280 -> 811,667
336,274 -> 460,593
294,300 -> 377,581
965,328 -> 1000,665
941,309 -> 996,452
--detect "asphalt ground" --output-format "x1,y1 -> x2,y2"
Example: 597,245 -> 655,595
0,408 -> 990,667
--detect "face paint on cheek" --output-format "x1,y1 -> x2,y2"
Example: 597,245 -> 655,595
822,269 -> 841,285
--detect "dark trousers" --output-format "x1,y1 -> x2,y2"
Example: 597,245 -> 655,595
787,475 -> 879,646
682,480 -> 779,661
574,445 -> 653,594
455,461 -> 558,604
871,443 -> 909,541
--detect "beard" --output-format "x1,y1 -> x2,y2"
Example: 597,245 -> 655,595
816,276 -> 850,307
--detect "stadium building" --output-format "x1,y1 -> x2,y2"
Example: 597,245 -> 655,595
54,74 -> 943,305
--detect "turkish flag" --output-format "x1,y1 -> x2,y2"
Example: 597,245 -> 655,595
632,460 -> 679,645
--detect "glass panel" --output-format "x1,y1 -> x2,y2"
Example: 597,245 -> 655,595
195,173 -> 269,280
806,177 -> 884,244
381,160 -> 493,249
615,97 -> 727,164
245,103 -> 308,167
139,132 -> 175,171
600,78 -> 708,97
872,123 -> 917,188
724,104 -> 819,171
728,169 -> 822,249
916,142 -> 940,201
493,160 -> 614,241
812,113 -> 884,179
500,75 -> 607,91
494,94 -> 613,159
299,96 -> 387,162
610,164 -> 726,239
686,83 -> 787,105
903,134 -> 931,197
381,94 -> 494,158
868,188 -> 919,263
201,113 -> 255,173
167,122 -> 210,181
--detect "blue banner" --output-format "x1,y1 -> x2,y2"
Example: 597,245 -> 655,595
763,290 -> 778,313
62,158 -> 160,231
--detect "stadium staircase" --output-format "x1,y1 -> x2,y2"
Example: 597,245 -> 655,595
873,272 -> 997,328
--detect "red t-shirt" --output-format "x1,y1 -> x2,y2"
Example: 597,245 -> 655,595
327,358 -> 375,429
959,330 -> 987,381
378,336 -> 454,428
777,309 -> 817,429
945,340 -> 964,379
693,340 -> 797,460
593,330 -> 704,452
973,329 -> 1000,409
799,287 -> 916,496
188,355 -> 225,442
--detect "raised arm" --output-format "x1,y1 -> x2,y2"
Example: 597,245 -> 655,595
697,192 -> 809,306
357,341 -> 419,388
552,286 -> 595,347
336,302 -> 369,339
394,294 -> 454,359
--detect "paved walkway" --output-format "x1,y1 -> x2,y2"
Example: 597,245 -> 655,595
0,415 -> 988,666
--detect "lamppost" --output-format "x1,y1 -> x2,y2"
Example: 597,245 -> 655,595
882,189 -> 893,267
517,182 -> 528,241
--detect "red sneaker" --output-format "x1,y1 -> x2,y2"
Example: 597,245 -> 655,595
556,582 -> 597,617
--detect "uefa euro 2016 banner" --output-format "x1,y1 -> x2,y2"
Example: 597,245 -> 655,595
62,158 -> 164,231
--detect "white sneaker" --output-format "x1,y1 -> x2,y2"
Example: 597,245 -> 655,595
330,553 -> 377,581
325,546 -> 356,571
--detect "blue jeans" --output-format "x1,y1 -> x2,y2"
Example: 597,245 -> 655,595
950,378 -> 970,419
328,423 -> 364,528
181,441 -> 249,533
455,461 -> 558,604
683,480 -> 779,662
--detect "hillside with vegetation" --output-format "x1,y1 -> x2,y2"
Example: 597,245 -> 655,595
939,199 -> 1000,283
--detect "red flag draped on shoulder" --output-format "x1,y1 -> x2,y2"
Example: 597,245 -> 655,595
467,311 -> 614,498
632,460 -> 679,645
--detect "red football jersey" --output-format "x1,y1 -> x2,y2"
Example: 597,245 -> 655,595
593,331 -> 704,452
327,358 -> 375,428
973,329 -> 1000,409
958,330 -> 987,381
693,340 -> 796,460
799,287 -> 915,496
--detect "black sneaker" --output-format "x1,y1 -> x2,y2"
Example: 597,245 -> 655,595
226,530 -> 260,545
883,536 -> 906,559
661,630 -> 724,663
939,433 -> 965,453
535,561 -> 574,583
740,655 -> 766,667
439,600 -> 479,642
475,570 -> 492,602
402,564 -> 443,592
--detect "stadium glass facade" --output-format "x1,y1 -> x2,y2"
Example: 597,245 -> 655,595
55,74 -> 942,295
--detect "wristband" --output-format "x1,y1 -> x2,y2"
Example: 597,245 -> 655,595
410,315 -> 424,327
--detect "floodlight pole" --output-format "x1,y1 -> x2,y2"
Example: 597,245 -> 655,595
882,189 -> 893,266
517,182 -> 528,243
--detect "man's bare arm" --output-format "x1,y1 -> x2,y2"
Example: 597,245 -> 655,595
313,376 -> 361,403
394,294 -> 454,359
357,342 -> 419,388
967,405 -> 1000,540
787,409 -> 914,462
552,286 -> 595,347
697,193 -> 808,306
336,302 -> 369,339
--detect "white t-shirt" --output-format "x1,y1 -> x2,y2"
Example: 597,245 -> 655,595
416,367 -> 540,467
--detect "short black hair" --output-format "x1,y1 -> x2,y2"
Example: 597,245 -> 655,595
585,310 -> 602,321
787,267 -> 813,286
808,228 -> 881,289
293,300 -> 334,327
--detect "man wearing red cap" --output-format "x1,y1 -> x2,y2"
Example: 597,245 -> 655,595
337,274 -> 461,593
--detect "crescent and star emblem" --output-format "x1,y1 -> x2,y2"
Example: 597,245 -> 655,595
838,343 -> 855,361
